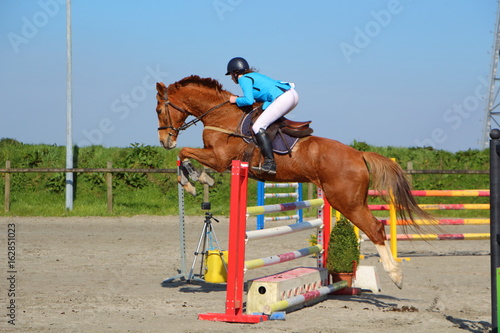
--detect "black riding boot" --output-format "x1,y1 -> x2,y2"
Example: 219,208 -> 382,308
252,128 -> 276,174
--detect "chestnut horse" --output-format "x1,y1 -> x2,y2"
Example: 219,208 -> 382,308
155,75 -> 433,288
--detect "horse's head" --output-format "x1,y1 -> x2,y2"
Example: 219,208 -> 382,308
156,76 -> 236,149
155,82 -> 189,149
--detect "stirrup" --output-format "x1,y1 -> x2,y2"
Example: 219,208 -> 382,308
251,160 -> 276,175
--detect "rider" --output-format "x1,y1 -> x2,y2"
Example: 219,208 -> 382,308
226,57 -> 299,174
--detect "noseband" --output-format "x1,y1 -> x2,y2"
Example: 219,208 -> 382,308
157,99 -> 229,133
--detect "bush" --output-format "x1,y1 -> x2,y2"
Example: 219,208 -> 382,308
327,217 -> 360,273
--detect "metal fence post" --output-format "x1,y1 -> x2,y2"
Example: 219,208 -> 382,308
490,128 -> 500,333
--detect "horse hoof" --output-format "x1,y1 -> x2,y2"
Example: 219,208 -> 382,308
198,172 -> 215,186
183,182 -> 197,196
389,270 -> 403,289
182,161 -> 199,181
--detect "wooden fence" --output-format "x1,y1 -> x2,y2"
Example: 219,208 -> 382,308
0,160 -> 489,213
1,161 -> 181,213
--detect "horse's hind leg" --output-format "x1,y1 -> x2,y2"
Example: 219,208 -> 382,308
375,241 -> 402,289
340,206 -> 403,289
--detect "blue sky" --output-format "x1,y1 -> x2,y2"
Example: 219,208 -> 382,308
0,0 -> 497,152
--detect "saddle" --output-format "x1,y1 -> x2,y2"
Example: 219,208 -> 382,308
276,118 -> 313,138
240,106 -> 313,155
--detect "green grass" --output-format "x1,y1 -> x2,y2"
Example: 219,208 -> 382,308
0,139 -> 491,217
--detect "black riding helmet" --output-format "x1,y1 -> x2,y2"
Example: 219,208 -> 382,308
225,57 -> 249,75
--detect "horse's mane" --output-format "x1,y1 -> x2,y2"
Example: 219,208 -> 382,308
168,75 -> 228,97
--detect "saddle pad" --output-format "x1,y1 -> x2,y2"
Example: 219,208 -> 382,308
240,111 -> 299,155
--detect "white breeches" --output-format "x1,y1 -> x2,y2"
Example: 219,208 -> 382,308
252,88 -> 299,134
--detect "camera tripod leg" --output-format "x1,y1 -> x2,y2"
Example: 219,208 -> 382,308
187,221 -> 208,282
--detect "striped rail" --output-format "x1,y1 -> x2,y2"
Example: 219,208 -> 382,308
247,198 -> 324,216
263,281 -> 348,314
366,188 -> 490,261
361,233 -> 489,241
368,189 -> 490,197
244,245 -> 323,270
257,182 -> 303,229
369,204 -> 489,211
246,218 -> 323,241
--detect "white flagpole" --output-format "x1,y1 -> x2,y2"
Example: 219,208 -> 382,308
65,0 -> 73,210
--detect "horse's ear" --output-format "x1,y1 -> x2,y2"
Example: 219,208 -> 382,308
156,82 -> 167,98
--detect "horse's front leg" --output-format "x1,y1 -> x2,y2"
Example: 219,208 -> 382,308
178,161 -> 212,196
179,147 -> 231,173
178,163 -> 197,196
181,160 -> 200,182
178,147 -> 228,196
180,160 -> 215,186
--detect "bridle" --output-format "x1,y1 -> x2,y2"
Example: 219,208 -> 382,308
157,98 -> 229,134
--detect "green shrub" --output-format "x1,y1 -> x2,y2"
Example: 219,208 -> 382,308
327,217 -> 360,273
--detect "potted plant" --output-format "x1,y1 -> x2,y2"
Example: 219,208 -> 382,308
327,216 -> 360,287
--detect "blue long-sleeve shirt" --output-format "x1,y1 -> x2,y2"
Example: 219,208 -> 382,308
235,72 -> 292,110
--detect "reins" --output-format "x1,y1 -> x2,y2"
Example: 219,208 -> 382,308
157,99 -> 230,133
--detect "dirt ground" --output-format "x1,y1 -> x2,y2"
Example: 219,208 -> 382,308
0,215 -> 492,333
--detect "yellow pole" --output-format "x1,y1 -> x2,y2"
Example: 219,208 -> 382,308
389,192 -> 398,258
389,158 -> 410,262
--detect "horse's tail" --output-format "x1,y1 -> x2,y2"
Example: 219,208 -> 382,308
362,152 -> 434,229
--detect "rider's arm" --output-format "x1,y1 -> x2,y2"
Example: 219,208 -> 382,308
236,76 -> 255,107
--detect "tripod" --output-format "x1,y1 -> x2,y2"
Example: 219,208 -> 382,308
187,203 -> 226,282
